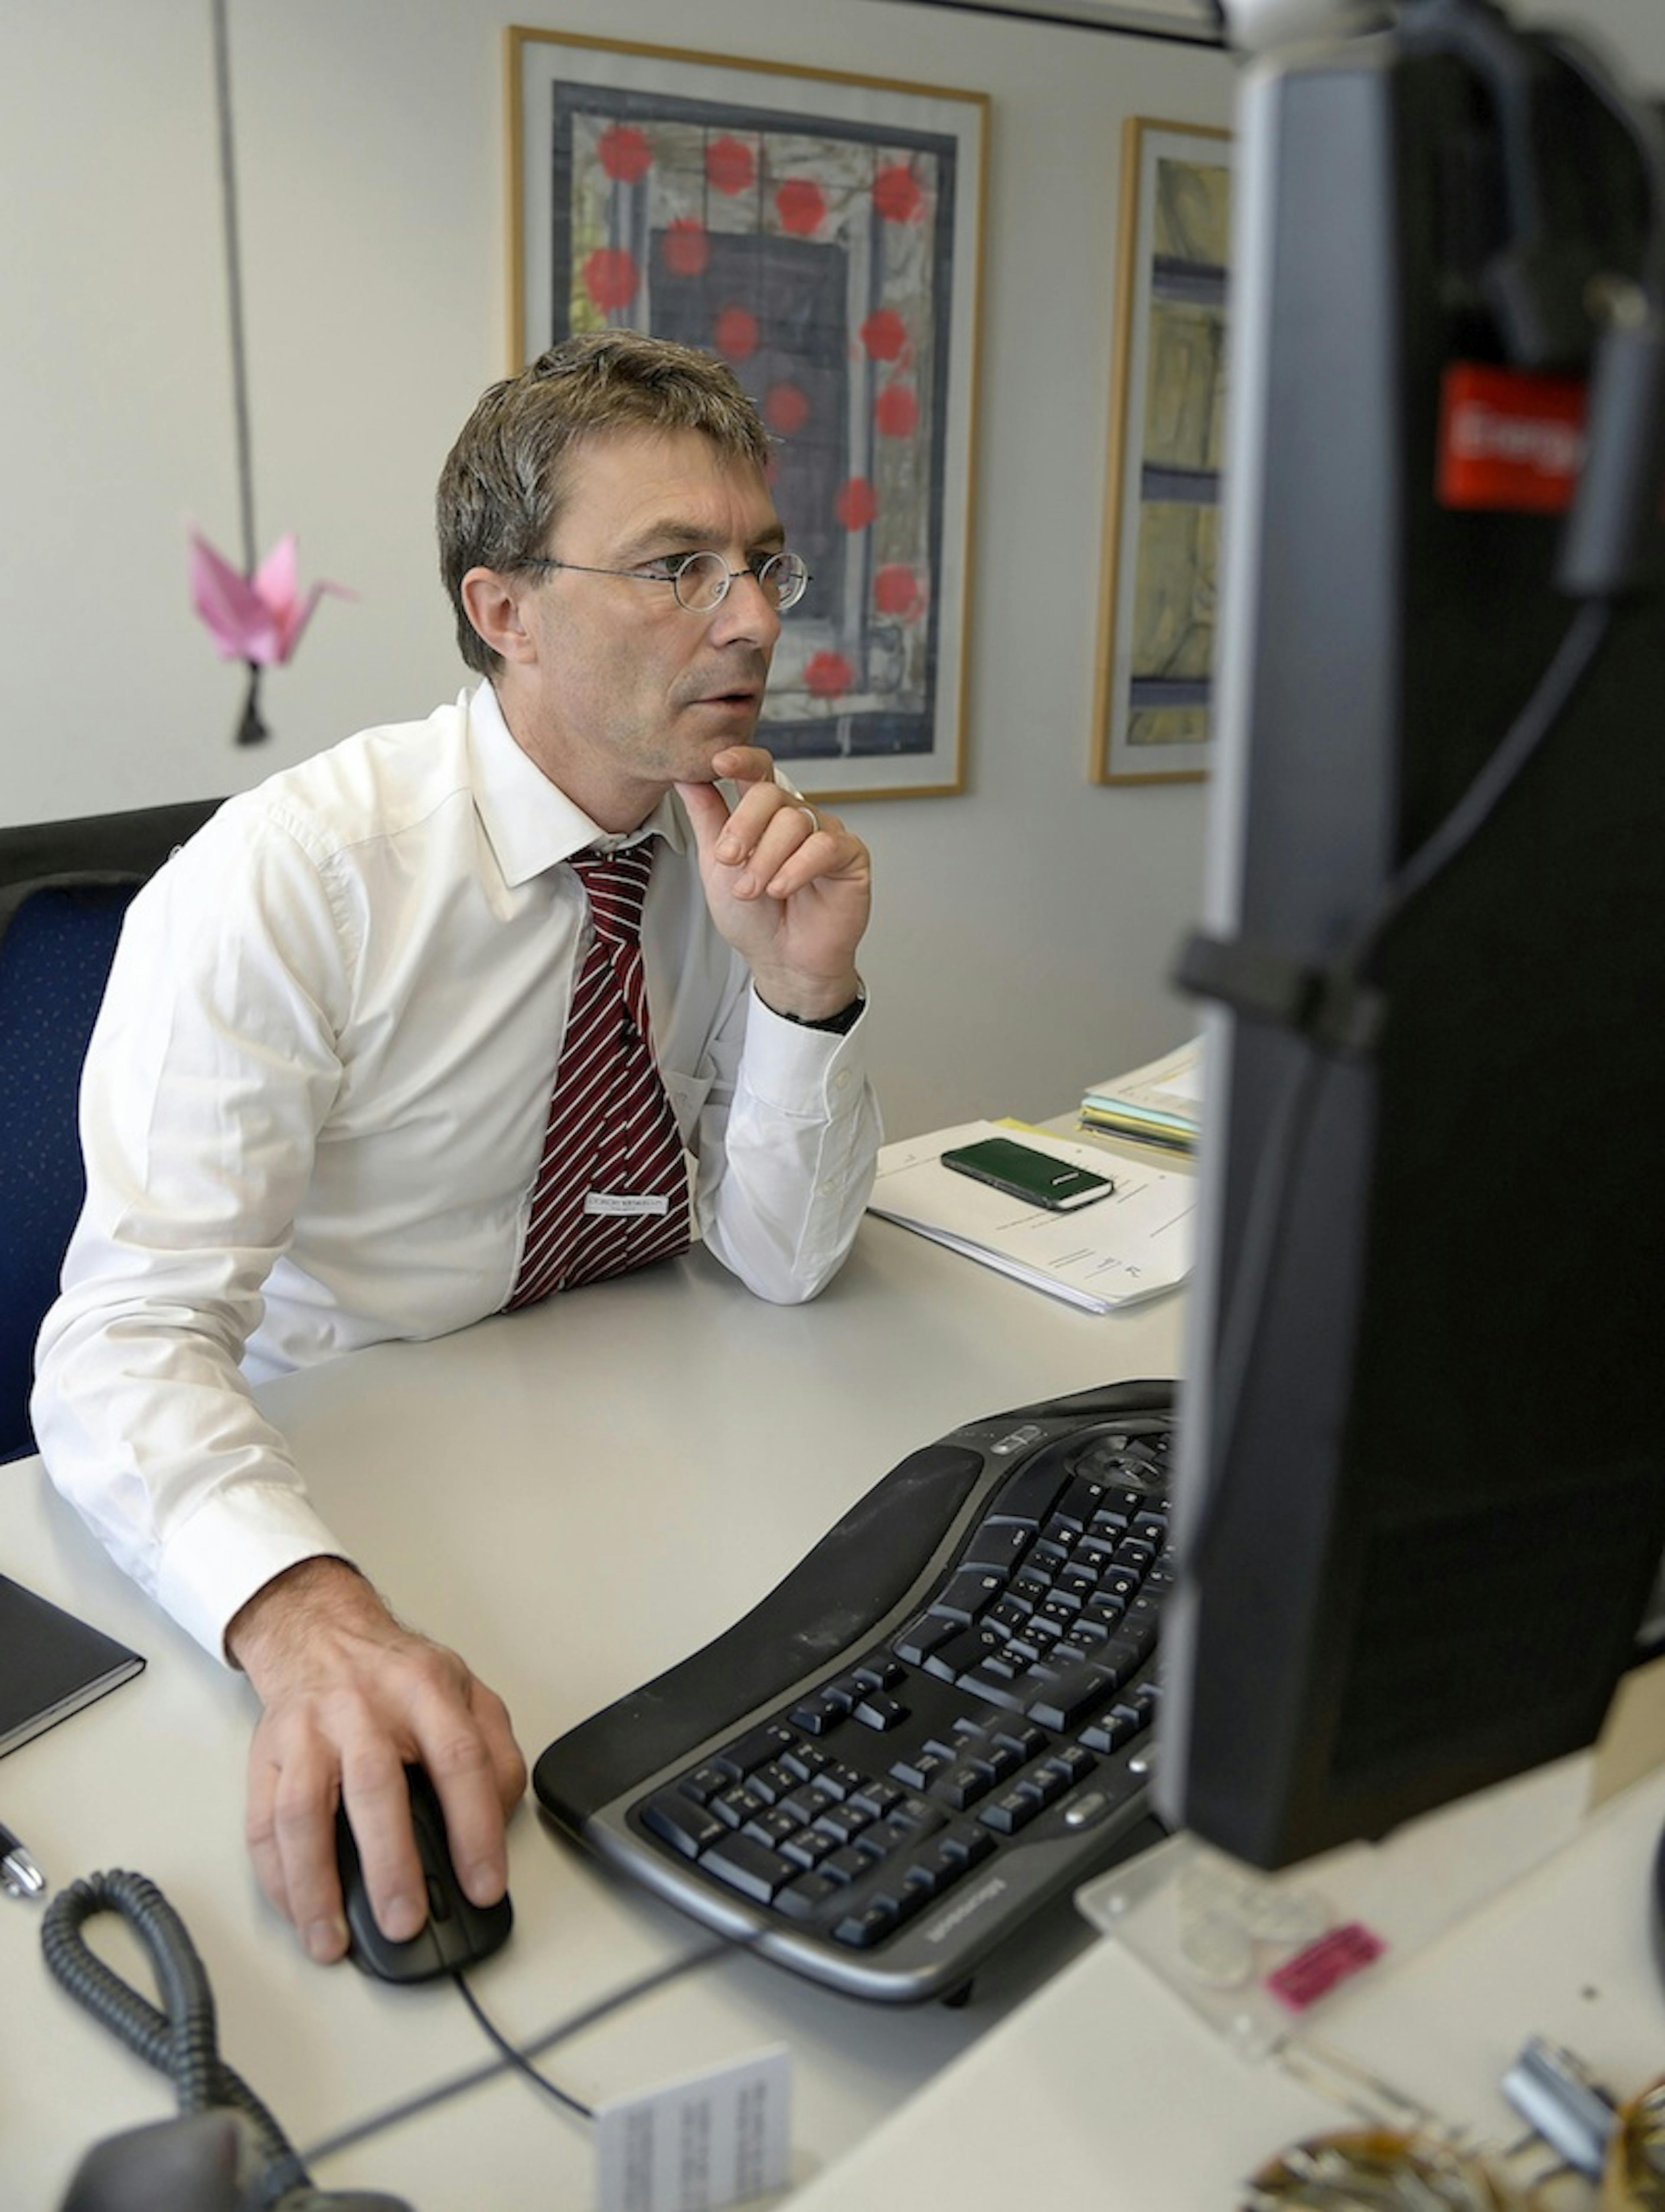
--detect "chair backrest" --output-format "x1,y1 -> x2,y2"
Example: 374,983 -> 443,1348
0,798 -> 223,1462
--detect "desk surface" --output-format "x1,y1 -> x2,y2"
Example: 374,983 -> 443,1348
10,1194 -> 1665,2212
1,1206 -> 1183,2209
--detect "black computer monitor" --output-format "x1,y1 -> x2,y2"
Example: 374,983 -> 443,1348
1155,0 -> 1665,1870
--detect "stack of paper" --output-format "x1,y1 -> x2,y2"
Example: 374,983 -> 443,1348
865,1120 -> 1195,1314
1079,1037 -> 1203,1154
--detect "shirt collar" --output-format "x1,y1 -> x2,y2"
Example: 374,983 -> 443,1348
464,682 -> 689,888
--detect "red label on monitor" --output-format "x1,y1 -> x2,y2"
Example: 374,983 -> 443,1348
1264,1920 -> 1386,2012
1436,362 -> 1587,512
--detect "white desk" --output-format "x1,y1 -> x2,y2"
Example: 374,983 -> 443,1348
10,1200 -> 1665,2212
1,1211 -> 1182,2209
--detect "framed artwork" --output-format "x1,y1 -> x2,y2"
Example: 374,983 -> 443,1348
509,29 -> 988,801
1092,117 -> 1232,785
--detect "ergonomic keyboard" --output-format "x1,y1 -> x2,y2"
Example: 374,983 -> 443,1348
533,1379 -> 1175,2002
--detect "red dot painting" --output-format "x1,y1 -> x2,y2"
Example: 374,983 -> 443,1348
859,309 -> 908,363
713,306 -> 760,361
875,384 -> 920,439
597,125 -> 653,184
804,652 -> 853,700
872,165 -> 925,224
874,564 -> 924,619
835,478 -> 879,531
764,383 -> 811,436
583,248 -> 639,313
706,137 -> 756,195
776,178 -> 827,236
659,219 -> 711,280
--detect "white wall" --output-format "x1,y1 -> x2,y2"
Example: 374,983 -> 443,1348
5,0 -> 1662,1140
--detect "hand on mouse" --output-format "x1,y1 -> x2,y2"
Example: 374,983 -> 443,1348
228,1557 -> 527,1964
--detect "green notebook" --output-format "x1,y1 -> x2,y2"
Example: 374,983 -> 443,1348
0,1575 -> 144,1757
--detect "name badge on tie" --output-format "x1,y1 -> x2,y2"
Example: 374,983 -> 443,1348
584,1192 -> 672,1218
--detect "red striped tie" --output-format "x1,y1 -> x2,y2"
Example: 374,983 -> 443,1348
506,840 -> 691,1308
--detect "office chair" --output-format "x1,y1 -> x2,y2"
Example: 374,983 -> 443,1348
0,797 -> 222,1463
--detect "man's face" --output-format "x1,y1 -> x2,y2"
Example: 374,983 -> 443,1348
502,427 -> 787,819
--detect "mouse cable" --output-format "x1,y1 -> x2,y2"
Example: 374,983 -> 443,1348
300,1931 -> 745,2168
451,1967 -> 592,2121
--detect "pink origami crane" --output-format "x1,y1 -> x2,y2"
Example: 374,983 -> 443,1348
190,530 -> 350,666
189,529 -> 352,744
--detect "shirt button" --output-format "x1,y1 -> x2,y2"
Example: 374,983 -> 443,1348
833,1070 -> 854,1093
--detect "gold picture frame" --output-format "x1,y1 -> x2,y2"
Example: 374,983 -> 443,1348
1092,117 -> 1232,785
507,28 -> 988,803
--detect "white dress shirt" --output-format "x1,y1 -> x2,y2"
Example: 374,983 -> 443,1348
33,686 -> 879,1660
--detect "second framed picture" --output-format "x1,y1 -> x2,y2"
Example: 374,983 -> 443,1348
509,29 -> 988,802
1092,117 -> 1232,786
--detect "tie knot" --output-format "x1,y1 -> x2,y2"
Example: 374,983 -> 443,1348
572,839 -> 655,946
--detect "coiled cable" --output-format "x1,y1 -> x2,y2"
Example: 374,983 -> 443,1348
40,1869 -> 308,2203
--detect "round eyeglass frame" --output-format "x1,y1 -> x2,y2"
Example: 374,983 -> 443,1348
521,547 -> 811,613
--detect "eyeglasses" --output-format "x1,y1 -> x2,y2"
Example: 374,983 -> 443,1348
522,547 -> 811,613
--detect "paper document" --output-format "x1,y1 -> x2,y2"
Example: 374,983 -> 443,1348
1080,1037 -> 1203,1152
867,1120 -> 1195,1313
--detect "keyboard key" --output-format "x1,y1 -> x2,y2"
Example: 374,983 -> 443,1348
682,1764 -> 730,1803
717,1723 -> 799,1778
831,1898 -> 903,1948
789,1687 -> 852,1735
985,1459 -> 1070,1526
822,1761 -> 872,1801
781,1742 -> 829,1781
779,1780 -> 841,1827
849,1776 -> 904,1819
814,1802 -> 872,1846
1056,1475 -> 1111,1528
780,1827 -> 836,1870
890,1747 -> 954,1791
1027,1665 -> 1116,1732
979,1786 -> 1042,1835
852,1653 -> 906,1691
901,1836 -> 974,1896
935,1760 -> 997,1811
702,1832 -> 794,1903
892,1613 -> 957,1667
774,1872 -> 842,1920
1078,1707 -> 1139,1754
640,1790 -> 727,1859
955,1666 -> 1028,1712
960,1522 -> 1034,1574
749,1806 -> 802,1847
993,1721 -> 1049,1761
931,1624 -> 1009,1680
822,1844 -> 875,1885
712,1783 -> 769,1829
931,1569 -> 1009,1624
748,1760 -> 801,1804
941,1821 -> 998,1869
852,1692 -> 909,1732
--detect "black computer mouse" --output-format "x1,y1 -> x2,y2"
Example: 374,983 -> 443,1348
334,1763 -> 513,1984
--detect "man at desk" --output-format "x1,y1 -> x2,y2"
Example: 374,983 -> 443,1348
32,331 -> 880,1967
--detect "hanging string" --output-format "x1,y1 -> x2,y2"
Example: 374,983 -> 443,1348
210,0 -> 268,744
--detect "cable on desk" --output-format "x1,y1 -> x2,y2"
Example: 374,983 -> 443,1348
39,1868 -> 312,2201
452,1968 -> 593,2121
300,1934 -> 737,2166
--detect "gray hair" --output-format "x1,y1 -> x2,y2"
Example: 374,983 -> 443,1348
436,329 -> 773,675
